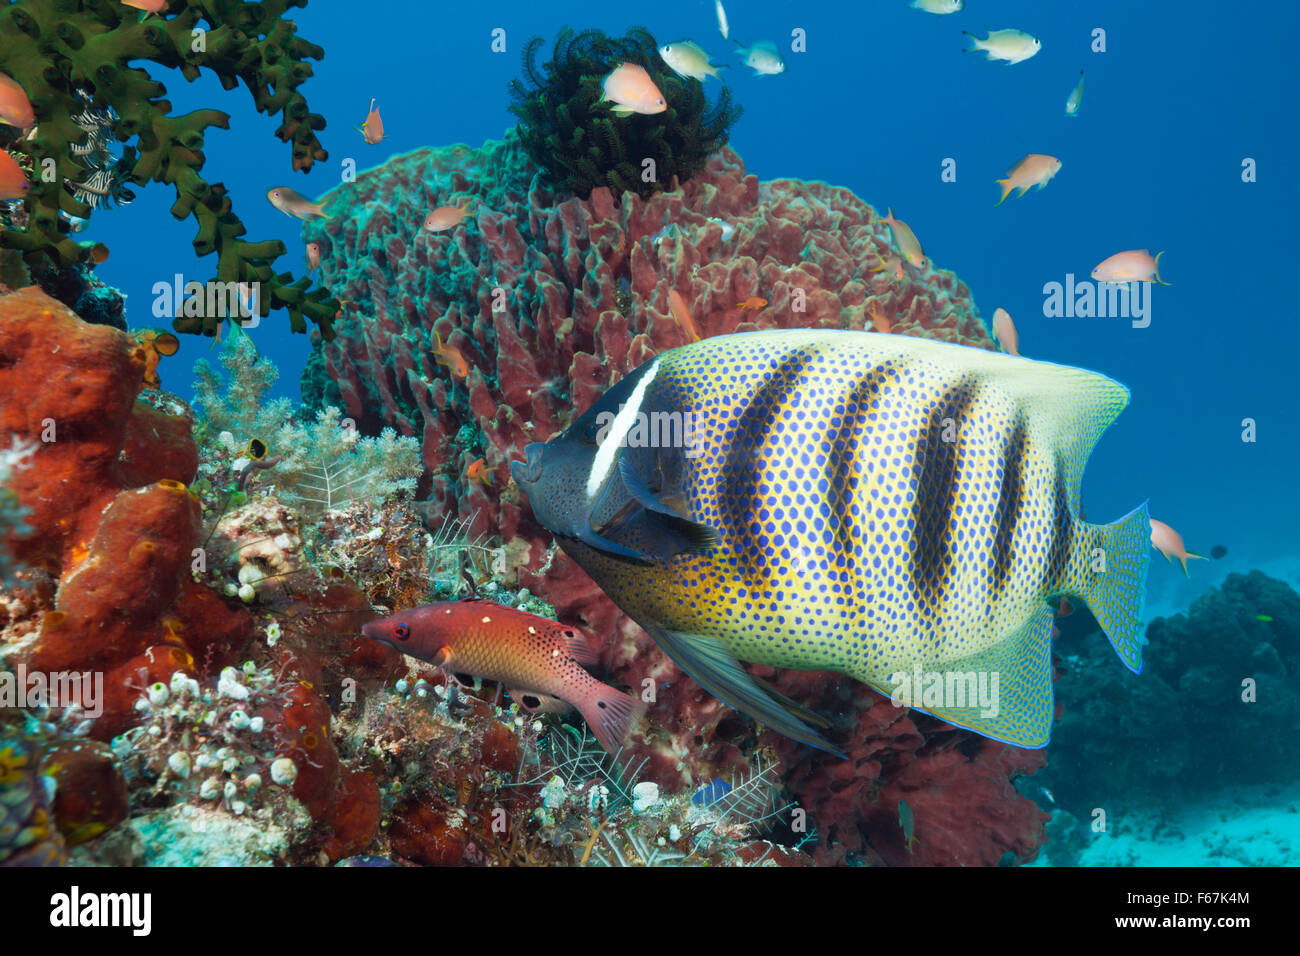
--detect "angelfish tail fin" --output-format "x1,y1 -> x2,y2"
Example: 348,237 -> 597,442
1077,500 -> 1151,673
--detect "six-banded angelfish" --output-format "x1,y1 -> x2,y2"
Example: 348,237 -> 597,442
512,330 -> 1151,755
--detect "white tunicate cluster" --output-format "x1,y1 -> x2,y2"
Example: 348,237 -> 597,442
587,785 -> 610,814
114,660 -> 286,817
270,757 -> 298,786
169,671 -> 200,698
217,667 -> 249,700
632,781 -> 661,814
541,775 -> 567,810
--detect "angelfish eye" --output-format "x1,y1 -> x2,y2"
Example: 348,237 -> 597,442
394,623 -> 410,640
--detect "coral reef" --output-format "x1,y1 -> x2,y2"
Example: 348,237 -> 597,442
0,251 -> 126,329
191,330 -> 293,460
0,435 -> 35,586
770,687 -> 1048,865
192,333 -> 422,520
508,27 -> 741,199
271,407 -> 421,517
74,800 -> 313,866
1041,571 -> 1300,813
0,287 -> 381,862
302,135 -> 1031,865
0,0 -> 337,336
331,680 -> 813,867
0,724 -> 66,865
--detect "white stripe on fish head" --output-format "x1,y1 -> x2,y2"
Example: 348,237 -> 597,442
586,358 -> 661,499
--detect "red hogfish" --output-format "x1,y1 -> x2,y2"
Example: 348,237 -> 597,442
362,600 -> 645,752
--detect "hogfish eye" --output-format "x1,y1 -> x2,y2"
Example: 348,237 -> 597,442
394,623 -> 410,641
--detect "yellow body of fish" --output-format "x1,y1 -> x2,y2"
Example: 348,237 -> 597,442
521,330 -> 1151,753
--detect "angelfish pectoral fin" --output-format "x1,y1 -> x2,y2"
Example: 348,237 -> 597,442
575,521 -> 655,564
646,625 -> 846,758
618,457 -> 720,556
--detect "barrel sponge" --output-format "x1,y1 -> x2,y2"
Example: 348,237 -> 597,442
0,0 -> 337,337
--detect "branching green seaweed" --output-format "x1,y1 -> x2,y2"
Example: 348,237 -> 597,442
508,26 -> 742,200
0,0 -> 338,337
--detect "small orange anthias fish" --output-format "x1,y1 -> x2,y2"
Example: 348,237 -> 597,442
1149,518 -> 1206,576
121,0 -> 169,14
357,98 -> 384,145
0,149 -> 29,200
432,330 -> 469,378
872,251 -> 904,281
423,199 -> 476,232
305,241 -> 321,275
0,72 -> 35,130
668,288 -> 700,342
1055,596 -> 1074,618
599,62 -> 667,116
267,186 -> 331,220
466,457 -> 493,487
362,601 -> 646,753
1091,249 -> 1171,286
881,208 -> 928,269
736,296 -> 768,312
868,300 -> 893,334
992,306 -> 1019,356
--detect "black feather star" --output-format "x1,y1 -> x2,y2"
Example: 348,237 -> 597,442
507,26 -> 742,200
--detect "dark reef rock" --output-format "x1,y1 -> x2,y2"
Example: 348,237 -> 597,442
1043,570 -> 1300,812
